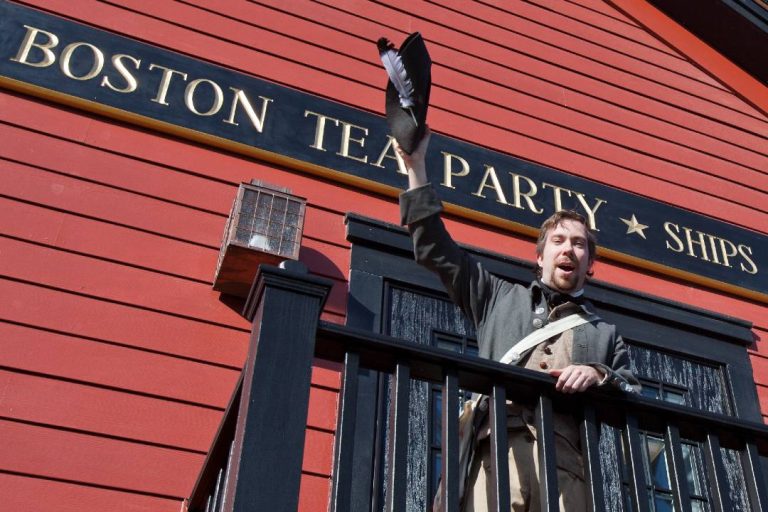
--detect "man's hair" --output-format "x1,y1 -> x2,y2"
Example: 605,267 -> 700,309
534,210 -> 596,278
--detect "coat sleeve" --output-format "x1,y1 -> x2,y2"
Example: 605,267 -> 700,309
592,328 -> 641,393
399,184 -> 501,330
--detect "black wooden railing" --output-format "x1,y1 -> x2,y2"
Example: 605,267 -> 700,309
187,264 -> 768,512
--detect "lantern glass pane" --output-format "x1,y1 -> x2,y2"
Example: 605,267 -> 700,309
232,186 -> 304,259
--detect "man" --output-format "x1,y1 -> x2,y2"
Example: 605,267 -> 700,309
396,129 -> 639,511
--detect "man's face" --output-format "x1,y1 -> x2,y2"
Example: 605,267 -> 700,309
537,219 -> 593,294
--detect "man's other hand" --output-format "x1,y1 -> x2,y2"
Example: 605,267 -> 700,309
549,365 -> 603,393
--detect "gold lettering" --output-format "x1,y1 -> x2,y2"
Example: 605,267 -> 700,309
11,25 -> 59,68
149,63 -> 188,106
472,165 -> 508,204
184,78 -> 224,116
717,237 -> 738,268
664,222 -> 684,253
441,152 -> 469,189
224,89 -> 272,133
371,136 -> 407,174
304,111 -> 340,151
336,121 -> 368,163
101,54 -> 140,93
574,193 -> 606,231
738,245 -> 758,275
542,182 -> 573,212
682,227 -> 710,261
509,173 -> 543,214
707,234 -> 722,265
60,42 -> 104,81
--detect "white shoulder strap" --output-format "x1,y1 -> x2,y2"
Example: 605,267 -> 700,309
499,312 -> 599,365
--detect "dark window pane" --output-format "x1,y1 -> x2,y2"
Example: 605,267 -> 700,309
654,494 -> 674,512
647,436 -> 670,490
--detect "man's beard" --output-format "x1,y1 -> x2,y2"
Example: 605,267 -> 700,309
546,267 -> 581,293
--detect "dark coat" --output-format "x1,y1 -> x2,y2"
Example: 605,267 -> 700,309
399,184 -> 639,392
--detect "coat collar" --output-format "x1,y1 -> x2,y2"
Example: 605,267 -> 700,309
529,280 -> 597,317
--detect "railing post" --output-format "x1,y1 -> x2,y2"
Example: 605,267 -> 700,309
579,404 -> 604,512
224,263 -> 332,512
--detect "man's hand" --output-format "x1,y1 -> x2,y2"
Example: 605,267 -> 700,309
549,365 -> 603,393
394,126 -> 431,190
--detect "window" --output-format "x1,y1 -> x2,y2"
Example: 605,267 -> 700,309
428,332 -> 478,499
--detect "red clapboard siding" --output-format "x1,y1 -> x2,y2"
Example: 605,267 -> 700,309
0,122 -> 236,214
300,237 -> 349,282
0,322 -> 240,407
749,327 -> 768,357
307,386 -> 338,432
0,420 -> 202,497
0,236 -> 250,328
311,359 -> 342,391
298,473 -> 331,512
0,158 -> 225,248
432,0 -> 725,91
607,0 -> 768,115
304,207 -> 349,250
0,197 -> 219,283
303,428 -> 335,476
563,0 -> 646,25
408,3 -> 755,119
516,0 -> 678,55
0,279 -> 249,367
323,279 -> 350,319
750,353 -> 768,388
0,369 -> 220,451
0,473 -> 182,512
757,385 -> 768,419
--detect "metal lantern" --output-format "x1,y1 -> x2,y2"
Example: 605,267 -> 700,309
213,181 -> 306,297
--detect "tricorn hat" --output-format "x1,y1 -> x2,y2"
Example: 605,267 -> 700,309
376,32 -> 432,154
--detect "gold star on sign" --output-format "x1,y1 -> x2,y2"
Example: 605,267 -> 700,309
620,214 -> 649,239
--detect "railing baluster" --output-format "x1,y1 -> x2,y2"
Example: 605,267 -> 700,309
703,433 -> 733,512
535,395 -> 559,512
386,361 -> 411,512
217,441 -> 234,512
441,369 -> 460,512
665,424 -> 692,512
624,413 -> 651,511
209,468 -> 222,512
740,439 -> 768,511
579,404 -> 604,512
489,384 -> 511,512
331,351 -> 360,512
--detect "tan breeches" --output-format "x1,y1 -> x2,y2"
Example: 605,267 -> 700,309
463,431 -> 586,512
